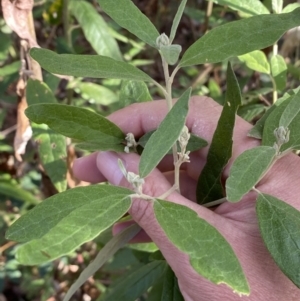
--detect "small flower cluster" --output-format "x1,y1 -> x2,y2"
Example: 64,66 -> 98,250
177,125 -> 190,163
124,133 -> 137,153
118,159 -> 144,195
273,126 -> 290,154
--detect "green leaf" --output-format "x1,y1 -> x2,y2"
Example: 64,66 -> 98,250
205,0 -> 269,17
30,48 -> 152,82
154,200 -> 249,295
288,63 -> 300,80
272,0 -> 283,13
129,242 -> 159,253
138,131 -> 207,154
26,79 -> 56,105
238,104 -> 266,122
0,181 -> 39,205
73,141 -> 122,152
98,0 -> 159,48
119,80 -> 152,107
0,61 -> 21,77
75,82 -> 118,106
34,127 -> 67,192
270,54 -> 287,92
256,193 -> 300,288
179,8 -> 300,67
25,103 -> 125,152
6,185 -> 132,265
147,281 -> 164,301
160,44 -> 182,65
248,115 -> 269,139
226,146 -> 276,202
238,50 -> 270,74
63,224 -> 141,301
161,266 -> 184,301
139,88 -> 191,178
170,0 -> 187,42
99,261 -> 167,301
282,3 -> 300,13
279,90 -> 300,129
197,62 -> 241,204
262,89 -> 300,151
248,94 -> 287,139
69,0 -> 122,60
26,79 -> 67,192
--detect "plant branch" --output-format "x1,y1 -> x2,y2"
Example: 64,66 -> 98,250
161,54 -> 179,171
63,0 -> 72,48
162,57 -> 173,111
151,79 -> 168,98
170,65 -> 181,85
158,184 -> 178,200
202,197 -> 227,208
63,224 -> 141,301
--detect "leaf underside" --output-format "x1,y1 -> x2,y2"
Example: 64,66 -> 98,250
6,185 -> 133,265
154,199 -> 250,295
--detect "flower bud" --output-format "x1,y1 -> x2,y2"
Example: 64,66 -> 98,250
274,126 -> 290,145
156,33 -> 170,48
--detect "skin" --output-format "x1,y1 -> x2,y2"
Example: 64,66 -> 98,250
73,96 -> 300,301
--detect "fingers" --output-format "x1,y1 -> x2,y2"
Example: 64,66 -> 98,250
108,96 -> 259,178
113,221 -> 152,243
95,150 -> 219,224
73,96 -> 259,184
73,152 -> 106,183
96,151 -> 173,197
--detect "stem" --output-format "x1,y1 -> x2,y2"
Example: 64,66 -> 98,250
161,54 -> 179,165
202,197 -> 227,208
158,185 -> 178,199
252,187 -> 261,194
270,74 -> 277,103
203,0 -> 213,33
174,161 -> 181,193
151,79 -> 168,98
63,0 -> 72,48
170,65 -> 181,85
130,193 -> 154,201
160,53 -> 182,192
162,57 -> 173,111
272,43 -> 278,103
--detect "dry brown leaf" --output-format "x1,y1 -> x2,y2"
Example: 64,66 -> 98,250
281,26 -> 300,57
1,0 -> 39,48
14,78 -> 32,161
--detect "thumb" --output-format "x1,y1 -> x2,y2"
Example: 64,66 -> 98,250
97,151 -> 227,300
96,151 -> 173,197
96,150 -> 220,245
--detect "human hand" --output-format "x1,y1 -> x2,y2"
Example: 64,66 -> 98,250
73,96 -> 300,301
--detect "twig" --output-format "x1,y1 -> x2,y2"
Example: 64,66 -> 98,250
202,197 -> 227,208
203,0 -> 214,34
0,241 -> 17,254
258,94 -> 271,106
0,124 -> 17,137
63,0 -> 72,49
191,64 -> 214,89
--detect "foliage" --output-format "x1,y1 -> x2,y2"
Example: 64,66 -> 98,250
1,0 -> 300,300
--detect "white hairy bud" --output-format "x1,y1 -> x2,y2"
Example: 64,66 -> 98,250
118,159 -> 144,194
124,133 -> 137,153
156,33 -> 170,48
178,126 -> 190,149
274,126 -> 290,145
